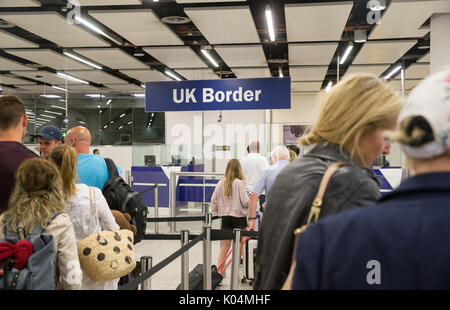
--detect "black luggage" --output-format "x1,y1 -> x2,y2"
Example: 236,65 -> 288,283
176,264 -> 223,290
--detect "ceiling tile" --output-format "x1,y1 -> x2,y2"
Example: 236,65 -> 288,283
90,10 -> 183,46
369,0 -> 450,40
215,45 -> 267,67
388,79 -> 421,91
176,0 -> 244,3
289,43 -> 338,65
64,70 -> 128,84
143,46 -> 208,68
76,0 -> 141,4
0,12 -> 110,47
120,69 -> 171,83
291,81 -> 323,92
74,48 -> 149,69
175,68 -> 219,80
285,2 -> 353,42
418,53 -> 430,63
352,41 -> 416,65
231,67 -> 272,79
0,56 -> 36,71
396,63 -> 430,80
289,66 -> 329,81
344,65 -> 389,78
0,75 -> 36,85
11,70 -> 80,85
104,84 -> 143,91
0,0 -> 40,7
184,6 -> 260,44
0,29 -> 38,48
7,49 -> 91,70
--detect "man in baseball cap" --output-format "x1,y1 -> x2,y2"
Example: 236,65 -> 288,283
33,125 -> 62,159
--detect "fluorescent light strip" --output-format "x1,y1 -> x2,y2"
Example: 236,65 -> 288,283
44,110 -> 63,116
141,84 -> 145,89
118,126 -> 123,130
120,113 -> 125,118
127,121 -> 132,125
75,16 -> 122,45
106,99 -> 112,105
52,105 -> 66,110
201,49 -> 219,68
40,114 -> 56,119
57,72 -> 89,85
52,85 -> 67,92
265,5 -> 275,42
133,94 -> 145,98
165,70 -> 181,81
85,94 -> 102,98
326,81 -> 333,92
40,94 -> 61,98
278,67 -> 283,78
340,44 -> 354,65
63,52 -> 102,70
384,65 -> 402,80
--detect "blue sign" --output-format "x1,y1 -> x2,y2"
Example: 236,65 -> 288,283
145,77 -> 291,112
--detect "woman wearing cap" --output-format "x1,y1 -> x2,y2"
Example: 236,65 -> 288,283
290,70 -> 450,289
254,73 -> 403,290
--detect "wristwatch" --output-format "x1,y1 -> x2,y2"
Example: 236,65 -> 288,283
248,217 -> 257,220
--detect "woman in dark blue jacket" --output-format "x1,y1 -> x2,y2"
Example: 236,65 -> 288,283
292,70 -> 450,290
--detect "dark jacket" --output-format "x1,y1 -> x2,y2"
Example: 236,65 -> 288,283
292,172 -> 450,289
253,142 -> 380,290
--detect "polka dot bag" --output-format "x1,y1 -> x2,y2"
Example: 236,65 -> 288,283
77,188 -> 136,282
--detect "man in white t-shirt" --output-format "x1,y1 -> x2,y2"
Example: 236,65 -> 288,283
240,141 -> 269,221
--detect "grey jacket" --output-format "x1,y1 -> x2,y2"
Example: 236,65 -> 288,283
253,142 -> 380,290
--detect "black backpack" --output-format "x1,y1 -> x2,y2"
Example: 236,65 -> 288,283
102,158 -> 147,244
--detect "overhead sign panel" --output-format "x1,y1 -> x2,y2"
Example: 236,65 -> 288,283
145,77 -> 291,112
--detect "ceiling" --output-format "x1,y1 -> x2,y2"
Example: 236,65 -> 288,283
0,0 -> 448,99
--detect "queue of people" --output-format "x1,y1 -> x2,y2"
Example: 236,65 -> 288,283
0,95 -> 124,290
1,69 -> 450,290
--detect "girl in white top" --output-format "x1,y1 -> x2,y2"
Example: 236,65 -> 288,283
50,145 -> 120,290
211,159 -> 249,274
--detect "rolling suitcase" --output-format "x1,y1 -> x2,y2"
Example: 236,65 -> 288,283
242,237 -> 258,286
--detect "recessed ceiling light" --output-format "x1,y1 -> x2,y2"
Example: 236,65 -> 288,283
161,16 -> 191,25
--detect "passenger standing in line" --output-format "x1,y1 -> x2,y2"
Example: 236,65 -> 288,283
292,70 -> 450,290
253,73 -> 403,290
0,95 -> 37,214
0,158 -> 81,289
50,145 -> 120,290
64,126 -> 122,190
247,146 -> 290,231
33,125 -> 63,159
211,159 -> 249,274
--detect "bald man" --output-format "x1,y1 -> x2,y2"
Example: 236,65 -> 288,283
65,126 -> 122,189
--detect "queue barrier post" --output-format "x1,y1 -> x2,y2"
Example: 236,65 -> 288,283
180,230 -> 190,290
202,213 -> 213,290
140,256 -> 152,290
230,229 -> 242,290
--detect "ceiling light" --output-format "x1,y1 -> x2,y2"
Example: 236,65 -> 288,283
40,94 -> 61,98
52,105 -> 66,110
265,5 -> 276,42
340,42 -> 354,65
44,110 -> 63,116
63,52 -> 102,70
51,85 -> 67,92
127,121 -> 132,125
104,125 -> 108,129
141,84 -> 145,89
326,81 -> 333,92
106,99 -> 112,105
133,94 -> 145,98
278,67 -> 283,78
40,114 -> 56,119
118,125 -> 123,130
85,94 -> 102,98
57,72 -> 89,85
161,16 -> 191,25
201,49 -> 219,68
120,113 -> 126,118
354,29 -> 367,43
151,113 -> 154,117
368,0 -> 386,11
165,70 -> 181,81
74,16 -> 122,45
384,65 -> 402,80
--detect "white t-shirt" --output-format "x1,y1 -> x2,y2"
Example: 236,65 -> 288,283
240,153 -> 270,192
66,183 -> 120,290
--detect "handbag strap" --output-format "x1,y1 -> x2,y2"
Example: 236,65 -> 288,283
88,187 -> 99,236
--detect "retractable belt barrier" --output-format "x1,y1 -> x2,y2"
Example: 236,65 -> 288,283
147,215 -> 221,223
120,214 -> 258,290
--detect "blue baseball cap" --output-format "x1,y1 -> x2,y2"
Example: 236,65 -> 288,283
34,125 -> 62,141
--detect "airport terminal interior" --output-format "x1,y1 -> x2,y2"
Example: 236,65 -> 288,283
0,0 -> 449,290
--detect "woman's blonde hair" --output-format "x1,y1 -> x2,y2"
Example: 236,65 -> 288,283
289,149 -> 298,162
299,73 -> 403,161
50,144 -> 78,200
224,159 -> 245,199
2,158 -> 65,235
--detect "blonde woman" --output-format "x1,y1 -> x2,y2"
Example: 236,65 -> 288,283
254,73 -> 403,290
0,158 -> 81,289
211,159 -> 249,274
50,145 -> 120,290
291,70 -> 450,289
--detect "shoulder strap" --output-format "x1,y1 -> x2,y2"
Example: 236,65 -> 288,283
104,157 -> 119,179
295,161 -> 350,235
88,187 -> 100,235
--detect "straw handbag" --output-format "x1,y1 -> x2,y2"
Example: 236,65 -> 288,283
77,187 -> 137,282
281,162 -> 348,290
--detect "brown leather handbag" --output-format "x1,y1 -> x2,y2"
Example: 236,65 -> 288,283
281,161 -> 349,290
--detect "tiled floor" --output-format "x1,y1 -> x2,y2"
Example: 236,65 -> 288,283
133,218 -> 254,290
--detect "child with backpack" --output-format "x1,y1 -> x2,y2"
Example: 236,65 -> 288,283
50,145 -> 120,290
0,158 -> 81,290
